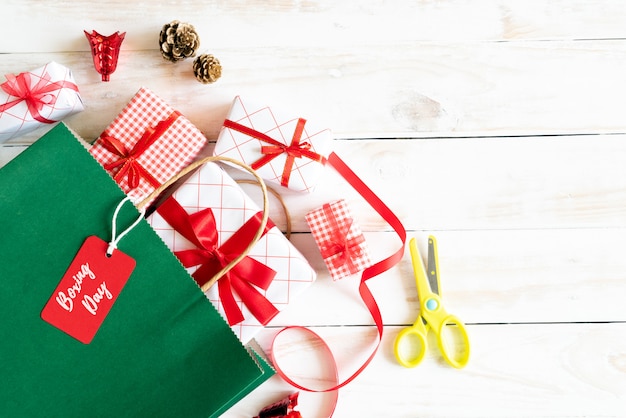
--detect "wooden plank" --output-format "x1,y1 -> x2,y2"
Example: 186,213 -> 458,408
3,39 -> 626,142
226,323 -> 626,417
2,0 -> 626,53
4,134 -> 626,230
0,145 -> 26,167
273,228 -> 626,326
238,135 -> 626,231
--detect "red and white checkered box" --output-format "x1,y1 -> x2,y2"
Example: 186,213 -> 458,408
306,199 -> 372,281
89,87 -> 208,203
147,161 -> 316,343
0,62 -> 83,143
214,96 -> 333,193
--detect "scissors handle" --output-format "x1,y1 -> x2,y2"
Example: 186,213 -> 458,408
393,319 -> 427,368
434,314 -> 471,369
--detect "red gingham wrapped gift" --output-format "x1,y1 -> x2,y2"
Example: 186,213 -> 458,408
147,161 -> 316,343
213,96 -> 333,193
89,87 -> 208,203
0,62 -> 83,143
306,199 -> 372,281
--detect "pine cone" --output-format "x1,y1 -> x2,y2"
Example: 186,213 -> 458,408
159,20 -> 200,62
193,54 -> 222,84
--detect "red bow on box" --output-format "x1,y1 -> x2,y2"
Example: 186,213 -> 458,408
319,203 -> 366,273
157,197 -> 279,326
0,70 -> 78,124
223,118 -> 326,188
98,111 -> 180,190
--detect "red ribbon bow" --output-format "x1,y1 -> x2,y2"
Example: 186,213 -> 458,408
0,70 -> 79,124
223,118 -> 326,187
319,203 -> 365,273
98,111 -> 180,190
157,197 -> 279,326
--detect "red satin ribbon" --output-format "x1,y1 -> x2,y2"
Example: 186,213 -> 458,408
156,197 -> 280,326
0,70 -> 79,124
270,151 -> 406,415
223,118 -> 326,187
98,111 -> 180,190
319,203 -> 366,272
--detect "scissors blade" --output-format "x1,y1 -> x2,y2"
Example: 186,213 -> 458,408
427,236 -> 440,296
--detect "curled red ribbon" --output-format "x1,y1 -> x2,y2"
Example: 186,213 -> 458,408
253,392 -> 302,418
156,196 -> 279,326
98,111 -> 180,190
319,203 -> 366,272
270,152 -> 406,416
0,70 -> 79,124
223,118 -> 326,187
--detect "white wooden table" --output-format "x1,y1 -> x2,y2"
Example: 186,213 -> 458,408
2,1 -> 626,416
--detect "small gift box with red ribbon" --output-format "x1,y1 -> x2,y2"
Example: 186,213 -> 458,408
89,87 -> 208,203
0,62 -> 83,143
214,96 -> 333,193
306,199 -> 373,281
147,161 -> 316,343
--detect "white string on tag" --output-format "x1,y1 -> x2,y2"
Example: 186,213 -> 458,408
107,196 -> 145,257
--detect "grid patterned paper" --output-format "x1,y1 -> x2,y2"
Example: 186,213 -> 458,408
0,61 -> 83,143
147,161 -> 316,343
306,199 -> 372,281
89,87 -> 207,203
213,96 -> 334,193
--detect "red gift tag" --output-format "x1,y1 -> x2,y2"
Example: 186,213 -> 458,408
41,235 -> 136,344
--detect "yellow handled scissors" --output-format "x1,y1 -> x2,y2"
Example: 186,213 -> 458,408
393,236 -> 470,369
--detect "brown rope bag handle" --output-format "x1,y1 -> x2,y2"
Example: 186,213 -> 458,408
136,156 -> 270,292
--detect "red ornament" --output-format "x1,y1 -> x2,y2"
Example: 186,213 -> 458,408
84,30 -> 125,82
253,392 -> 301,418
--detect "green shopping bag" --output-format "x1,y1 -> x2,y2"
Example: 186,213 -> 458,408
0,123 -> 272,417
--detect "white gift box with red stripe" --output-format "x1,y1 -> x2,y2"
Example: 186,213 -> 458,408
213,96 -> 334,193
89,87 -> 208,203
0,61 -> 83,143
147,161 -> 317,343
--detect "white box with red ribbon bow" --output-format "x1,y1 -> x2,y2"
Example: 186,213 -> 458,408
214,96 -> 334,193
0,61 -> 83,143
147,161 -> 317,343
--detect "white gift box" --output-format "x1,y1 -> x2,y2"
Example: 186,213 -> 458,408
0,62 -> 83,143
214,96 -> 334,193
147,161 -> 317,343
